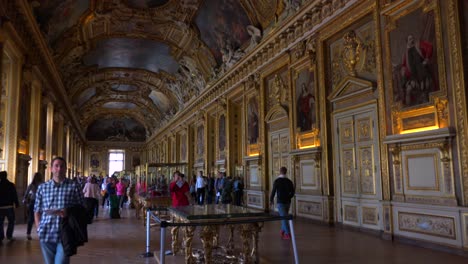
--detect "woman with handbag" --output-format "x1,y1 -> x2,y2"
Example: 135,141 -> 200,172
22,172 -> 42,240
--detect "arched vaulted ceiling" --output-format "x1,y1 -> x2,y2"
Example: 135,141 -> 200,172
29,0 -> 281,142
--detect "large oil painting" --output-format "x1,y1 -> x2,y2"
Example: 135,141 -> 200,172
19,84 -> 31,141
219,114 -> 226,151
83,38 -> 179,74
180,132 -> 187,161
90,153 -> 100,168
86,117 -> 146,142
389,8 -> 439,108
247,97 -> 259,144
197,125 -> 204,157
195,0 -> 251,64
32,0 -> 90,44
295,68 -> 316,132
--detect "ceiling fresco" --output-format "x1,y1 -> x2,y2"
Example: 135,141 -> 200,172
27,0 -> 284,142
102,102 -> 137,109
32,0 -> 89,43
86,117 -> 146,142
111,84 -> 138,92
125,0 -> 171,9
83,38 -> 179,74
195,0 -> 251,63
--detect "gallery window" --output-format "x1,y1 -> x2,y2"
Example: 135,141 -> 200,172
108,149 -> 125,176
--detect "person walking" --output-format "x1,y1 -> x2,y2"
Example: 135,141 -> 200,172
82,176 -> 100,223
195,171 -> 206,205
169,171 -> 190,207
269,167 -> 295,240
23,172 -> 43,240
0,171 -> 19,242
34,157 -> 85,263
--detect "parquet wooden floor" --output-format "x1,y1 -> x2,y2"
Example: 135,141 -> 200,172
1,206 -> 467,264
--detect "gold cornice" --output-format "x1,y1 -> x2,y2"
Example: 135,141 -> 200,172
16,0 -> 85,141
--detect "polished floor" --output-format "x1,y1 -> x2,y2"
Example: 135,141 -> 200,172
1,206 -> 468,264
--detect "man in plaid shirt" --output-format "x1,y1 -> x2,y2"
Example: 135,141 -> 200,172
34,157 -> 84,264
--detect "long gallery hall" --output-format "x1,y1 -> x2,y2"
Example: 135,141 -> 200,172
1,0 -> 468,263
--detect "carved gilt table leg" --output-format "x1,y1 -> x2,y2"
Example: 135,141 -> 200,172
200,225 -> 217,264
240,224 -> 253,264
213,225 -> 220,247
250,222 -> 264,264
171,225 -> 181,255
226,224 -> 236,254
184,225 -> 196,264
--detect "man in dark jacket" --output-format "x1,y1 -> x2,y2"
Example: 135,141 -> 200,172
270,167 -> 295,240
0,171 -> 19,242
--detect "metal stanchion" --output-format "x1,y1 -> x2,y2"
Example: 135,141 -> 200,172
140,209 -> 154,258
289,219 -> 299,264
159,221 -> 168,264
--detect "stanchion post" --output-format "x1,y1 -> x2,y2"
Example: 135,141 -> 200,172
160,221 -> 168,264
141,209 -> 154,258
289,218 -> 299,264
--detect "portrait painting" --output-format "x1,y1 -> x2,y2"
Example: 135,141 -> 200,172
180,133 -> 187,161
295,68 -> 316,132
247,97 -> 259,144
19,84 -> 31,141
389,8 -> 440,108
133,154 -> 140,167
195,0 -> 251,64
197,125 -> 204,157
219,115 -> 226,150
90,154 -> 100,168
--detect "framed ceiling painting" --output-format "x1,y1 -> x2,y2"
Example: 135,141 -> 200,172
384,0 -> 448,134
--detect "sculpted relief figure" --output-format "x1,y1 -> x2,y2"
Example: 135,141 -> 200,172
245,25 -> 262,53
220,41 -> 245,73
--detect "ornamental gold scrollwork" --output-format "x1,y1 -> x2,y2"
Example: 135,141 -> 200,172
434,97 -> 448,128
390,144 -> 401,165
341,30 -> 362,76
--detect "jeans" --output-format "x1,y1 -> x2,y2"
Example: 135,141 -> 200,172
40,241 -> 70,264
0,207 -> 15,240
196,188 -> 205,205
27,202 -> 35,234
277,203 -> 291,234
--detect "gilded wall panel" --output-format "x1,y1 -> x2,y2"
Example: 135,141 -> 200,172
263,66 -> 289,113
342,148 -> 357,194
328,19 -> 377,91
297,200 -> 322,217
362,206 -> 379,225
398,212 -> 455,239
344,205 -> 358,223
359,146 -> 375,195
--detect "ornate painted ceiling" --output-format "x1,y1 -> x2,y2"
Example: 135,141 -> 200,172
28,0 -> 285,142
